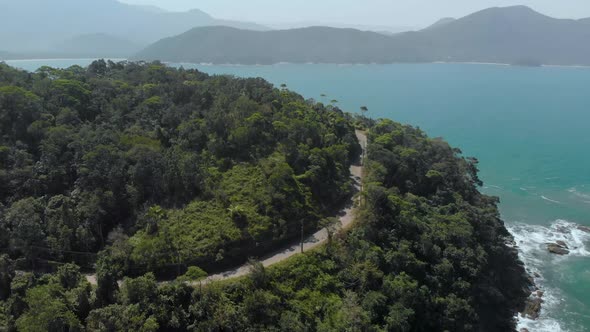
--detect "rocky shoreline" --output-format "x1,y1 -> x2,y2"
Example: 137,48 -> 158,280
515,223 -> 590,331
503,236 -> 541,331
516,264 -> 543,332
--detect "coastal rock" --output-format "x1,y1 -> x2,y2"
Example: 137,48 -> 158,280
577,225 -> 590,233
520,329 -> 530,332
547,243 -> 570,255
533,272 -> 541,278
555,240 -> 569,249
537,290 -> 544,298
526,274 -> 538,292
522,297 -> 543,319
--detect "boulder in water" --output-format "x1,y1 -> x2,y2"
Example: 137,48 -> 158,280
555,240 -> 569,248
547,243 -> 570,255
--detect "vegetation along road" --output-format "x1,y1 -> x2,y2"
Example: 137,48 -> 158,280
87,130 -> 367,286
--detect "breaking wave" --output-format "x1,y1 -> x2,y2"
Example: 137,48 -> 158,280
508,220 -> 590,332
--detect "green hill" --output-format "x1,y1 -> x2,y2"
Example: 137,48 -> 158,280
0,61 -> 529,331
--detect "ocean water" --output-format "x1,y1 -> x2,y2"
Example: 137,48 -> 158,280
5,59 -> 590,331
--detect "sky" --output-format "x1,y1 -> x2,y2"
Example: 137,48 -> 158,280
120,0 -> 590,27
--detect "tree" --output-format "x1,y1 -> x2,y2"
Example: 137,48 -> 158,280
15,284 -> 82,332
0,255 -> 14,301
0,86 -> 41,145
360,106 -> 369,116
249,260 -> 267,289
119,273 -> 158,308
320,217 -> 341,253
55,263 -> 83,290
4,198 -> 45,261
87,304 -> 158,332
178,266 -> 208,283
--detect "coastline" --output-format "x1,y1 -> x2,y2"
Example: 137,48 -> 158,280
2,57 -> 127,62
171,60 -> 590,69
4,58 -> 590,70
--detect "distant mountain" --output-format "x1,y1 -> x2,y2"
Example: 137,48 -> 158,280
425,17 -> 456,29
268,22 -> 415,34
395,5 -> 590,65
136,6 -> 590,66
54,33 -> 143,58
0,0 -> 268,54
134,4 -> 168,13
135,26 -> 397,64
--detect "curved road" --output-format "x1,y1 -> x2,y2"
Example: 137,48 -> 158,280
87,130 -> 367,286
201,130 -> 366,283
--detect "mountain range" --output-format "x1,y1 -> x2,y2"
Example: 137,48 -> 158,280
135,6 -> 590,66
0,0 -> 267,54
2,4 -> 590,66
267,22 -> 415,35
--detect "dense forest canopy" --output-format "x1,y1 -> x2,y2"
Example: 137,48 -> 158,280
0,61 -> 528,331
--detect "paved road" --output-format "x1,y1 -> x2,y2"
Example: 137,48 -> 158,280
86,130 -> 367,286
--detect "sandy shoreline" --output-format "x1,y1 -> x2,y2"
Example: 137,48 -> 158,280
4,58 -> 590,69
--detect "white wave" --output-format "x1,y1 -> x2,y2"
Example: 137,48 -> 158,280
515,285 -> 566,332
509,220 -> 590,257
568,187 -> 590,201
517,315 -> 565,332
488,184 -> 503,190
508,220 -> 590,331
541,196 -> 562,204
515,282 -> 566,332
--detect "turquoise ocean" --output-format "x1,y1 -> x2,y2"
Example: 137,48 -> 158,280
5,59 -> 590,331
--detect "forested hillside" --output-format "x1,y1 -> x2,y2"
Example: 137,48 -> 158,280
0,61 -> 528,331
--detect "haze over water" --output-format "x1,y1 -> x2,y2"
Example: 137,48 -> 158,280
6,59 -> 590,331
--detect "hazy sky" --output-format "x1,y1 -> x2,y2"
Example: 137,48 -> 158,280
120,0 -> 590,27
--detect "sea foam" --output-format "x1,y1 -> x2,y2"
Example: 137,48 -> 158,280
509,220 -> 590,258
541,196 -> 562,204
508,219 -> 590,331
517,315 -> 565,332
568,187 -> 590,203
